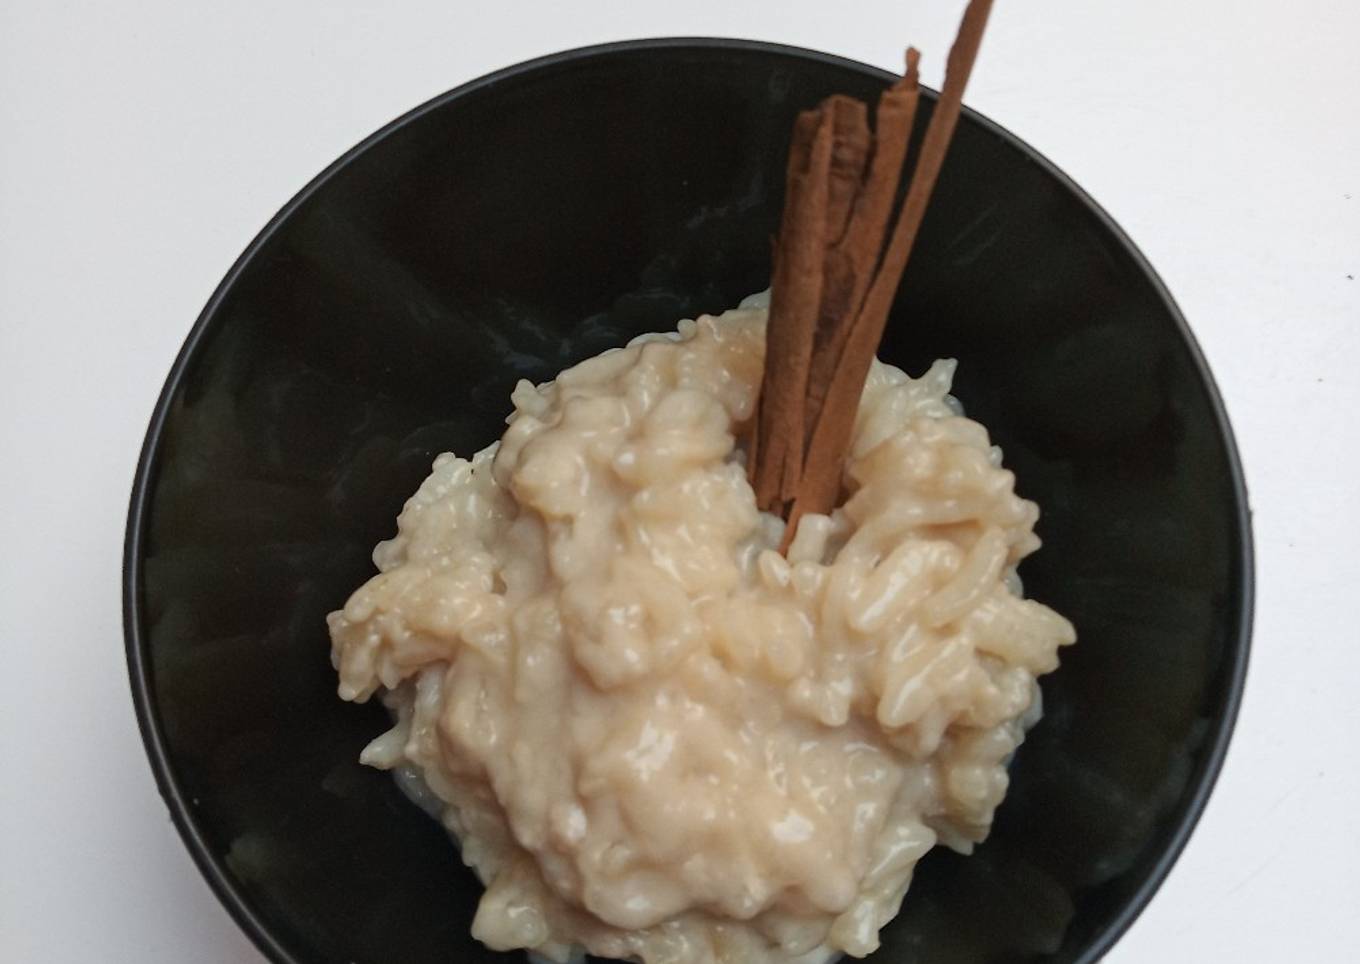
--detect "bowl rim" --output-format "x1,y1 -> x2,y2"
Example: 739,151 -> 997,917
123,35 -> 1254,964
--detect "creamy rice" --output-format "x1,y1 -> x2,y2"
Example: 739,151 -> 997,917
328,301 -> 1075,963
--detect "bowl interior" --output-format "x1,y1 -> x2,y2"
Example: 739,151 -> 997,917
128,40 -> 1250,964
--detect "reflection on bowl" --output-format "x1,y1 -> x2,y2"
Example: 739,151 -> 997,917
125,38 -> 1251,964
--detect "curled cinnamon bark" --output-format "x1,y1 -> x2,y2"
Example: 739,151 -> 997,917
748,0 -> 996,552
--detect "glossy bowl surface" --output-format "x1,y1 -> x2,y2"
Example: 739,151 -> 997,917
125,38 -> 1252,964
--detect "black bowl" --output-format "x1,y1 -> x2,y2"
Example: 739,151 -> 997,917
125,38 -> 1252,964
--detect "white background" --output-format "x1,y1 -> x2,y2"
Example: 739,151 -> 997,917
2,0 -> 1357,960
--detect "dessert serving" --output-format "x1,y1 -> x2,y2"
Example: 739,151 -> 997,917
328,2 -> 1076,961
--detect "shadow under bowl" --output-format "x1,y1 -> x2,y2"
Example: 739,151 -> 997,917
125,38 -> 1252,964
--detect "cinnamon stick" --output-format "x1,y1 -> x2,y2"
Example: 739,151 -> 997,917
750,99 -> 882,514
805,49 -> 922,444
750,109 -> 834,513
748,0 -> 996,552
791,0 -> 994,541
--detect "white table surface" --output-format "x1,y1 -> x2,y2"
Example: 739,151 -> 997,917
2,1 -> 1357,960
